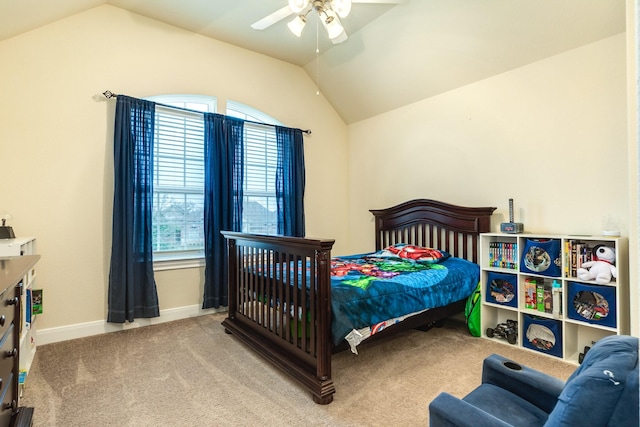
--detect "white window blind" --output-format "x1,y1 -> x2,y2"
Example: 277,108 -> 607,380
227,101 -> 282,236
242,123 -> 278,234
152,105 -> 205,256
147,96 -> 282,264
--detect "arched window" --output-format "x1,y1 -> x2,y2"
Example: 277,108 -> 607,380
146,95 -> 282,267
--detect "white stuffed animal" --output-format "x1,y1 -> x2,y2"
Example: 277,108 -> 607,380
576,245 -> 617,284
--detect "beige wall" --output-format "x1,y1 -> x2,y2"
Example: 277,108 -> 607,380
347,32 -> 634,331
0,5 -> 350,336
347,33 -> 628,251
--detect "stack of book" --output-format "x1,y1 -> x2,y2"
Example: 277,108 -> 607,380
488,241 -> 518,269
565,240 -> 595,277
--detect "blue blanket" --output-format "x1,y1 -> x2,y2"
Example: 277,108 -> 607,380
329,250 -> 479,345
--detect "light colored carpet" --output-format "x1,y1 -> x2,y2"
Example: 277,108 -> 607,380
21,313 -> 575,426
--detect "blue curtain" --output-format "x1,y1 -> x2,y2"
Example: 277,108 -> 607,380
276,126 -> 305,237
108,95 -> 160,323
202,114 -> 244,309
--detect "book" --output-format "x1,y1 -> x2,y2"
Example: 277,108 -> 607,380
536,282 -> 545,312
543,284 -> 553,313
525,278 -> 537,309
25,288 -> 31,326
564,241 -> 571,277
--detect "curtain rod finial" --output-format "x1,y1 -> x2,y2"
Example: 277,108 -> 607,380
103,90 -> 115,99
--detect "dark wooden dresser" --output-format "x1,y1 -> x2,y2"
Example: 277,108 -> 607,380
0,256 -> 38,427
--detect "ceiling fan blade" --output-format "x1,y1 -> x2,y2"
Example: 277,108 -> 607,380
251,6 -> 294,30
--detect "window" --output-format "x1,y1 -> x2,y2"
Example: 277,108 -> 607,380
147,95 -> 215,263
227,101 -> 283,235
146,96 -> 281,266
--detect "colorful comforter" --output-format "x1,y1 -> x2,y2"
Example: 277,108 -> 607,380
329,244 -> 479,347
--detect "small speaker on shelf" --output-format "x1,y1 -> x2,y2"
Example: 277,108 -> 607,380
0,216 -> 15,239
0,226 -> 15,239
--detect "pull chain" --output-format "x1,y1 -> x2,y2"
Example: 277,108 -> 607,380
316,14 -> 320,96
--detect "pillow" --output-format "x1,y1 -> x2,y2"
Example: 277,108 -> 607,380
377,243 -> 450,264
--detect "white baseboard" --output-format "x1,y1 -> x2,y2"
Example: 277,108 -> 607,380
36,305 -> 226,346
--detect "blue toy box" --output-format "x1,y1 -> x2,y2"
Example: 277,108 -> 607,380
523,314 -> 563,358
485,272 -> 517,308
567,282 -> 617,328
520,238 -> 561,277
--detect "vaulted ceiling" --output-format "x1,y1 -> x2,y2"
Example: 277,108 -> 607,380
0,0 -> 626,124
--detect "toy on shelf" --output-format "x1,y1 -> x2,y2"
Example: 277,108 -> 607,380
500,198 -> 524,234
578,341 -> 597,364
486,319 -> 518,345
576,245 -> 617,284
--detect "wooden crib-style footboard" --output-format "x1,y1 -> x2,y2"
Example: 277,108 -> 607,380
221,199 -> 496,404
220,231 -> 336,404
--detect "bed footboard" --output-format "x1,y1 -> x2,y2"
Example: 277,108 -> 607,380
220,231 -> 336,404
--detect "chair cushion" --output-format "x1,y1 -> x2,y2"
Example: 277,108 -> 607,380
544,335 -> 639,427
463,384 -> 549,427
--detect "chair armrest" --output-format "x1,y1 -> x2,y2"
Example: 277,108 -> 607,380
482,354 -> 565,413
429,392 -> 513,427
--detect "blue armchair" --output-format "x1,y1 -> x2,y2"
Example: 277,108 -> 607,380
429,335 -> 638,427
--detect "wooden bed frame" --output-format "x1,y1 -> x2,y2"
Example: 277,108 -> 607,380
221,199 -> 495,404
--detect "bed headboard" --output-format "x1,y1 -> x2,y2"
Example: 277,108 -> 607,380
370,199 -> 496,263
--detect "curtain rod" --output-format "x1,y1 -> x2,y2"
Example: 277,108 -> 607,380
102,91 -> 312,135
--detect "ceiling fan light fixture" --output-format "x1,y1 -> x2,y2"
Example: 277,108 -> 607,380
331,0 -> 352,18
322,10 -> 345,40
288,0 -> 310,14
287,15 -> 307,37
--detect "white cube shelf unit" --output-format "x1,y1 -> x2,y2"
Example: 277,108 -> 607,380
0,237 -> 38,385
480,233 -> 628,364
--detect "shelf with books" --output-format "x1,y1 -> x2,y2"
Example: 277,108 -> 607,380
481,235 -> 518,271
0,237 -> 38,393
479,233 -> 628,364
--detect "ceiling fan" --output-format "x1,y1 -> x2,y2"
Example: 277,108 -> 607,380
251,0 -> 402,44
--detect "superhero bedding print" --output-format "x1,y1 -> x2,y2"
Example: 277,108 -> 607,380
329,244 -> 480,347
